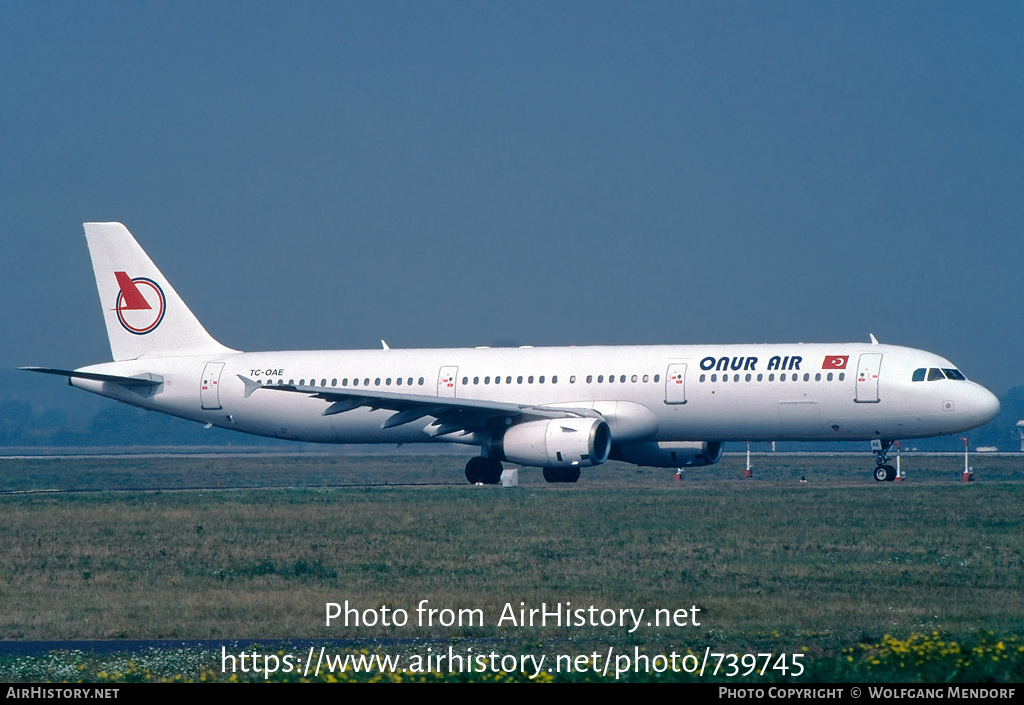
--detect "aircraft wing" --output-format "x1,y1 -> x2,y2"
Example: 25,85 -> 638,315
240,375 -> 602,436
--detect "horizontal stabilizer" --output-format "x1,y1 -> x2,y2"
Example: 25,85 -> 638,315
19,367 -> 163,387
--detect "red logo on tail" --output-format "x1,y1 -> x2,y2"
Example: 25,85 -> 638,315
113,272 -> 165,334
114,271 -> 152,311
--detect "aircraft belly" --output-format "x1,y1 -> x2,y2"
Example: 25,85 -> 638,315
777,401 -> 824,440
660,395 -> 783,441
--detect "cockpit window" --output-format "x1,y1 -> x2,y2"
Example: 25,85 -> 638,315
927,368 -> 945,381
942,368 -> 967,381
912,368 -> 926,382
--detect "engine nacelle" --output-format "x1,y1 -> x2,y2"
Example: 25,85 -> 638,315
611,441 -> 724,469
489,418 -> 612,469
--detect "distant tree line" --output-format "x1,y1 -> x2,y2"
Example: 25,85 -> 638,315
0,399 -> 276,448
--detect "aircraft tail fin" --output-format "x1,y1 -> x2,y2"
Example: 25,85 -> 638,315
83,222 -> 237,361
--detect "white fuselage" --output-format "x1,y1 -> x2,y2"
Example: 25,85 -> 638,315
71,342 -> 1000,447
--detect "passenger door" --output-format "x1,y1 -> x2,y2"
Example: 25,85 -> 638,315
855,353 -> 882,403
665,363 -> 687,404
200,362 -> 225,410
437,366 -> 459,398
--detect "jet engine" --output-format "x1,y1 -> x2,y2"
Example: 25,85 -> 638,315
611,441 -> 724,468
488,418 -> 612,469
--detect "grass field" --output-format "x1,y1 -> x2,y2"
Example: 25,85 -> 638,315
0,452 -> 1021,681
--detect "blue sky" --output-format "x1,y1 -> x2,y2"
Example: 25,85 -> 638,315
3,2 -> 1022,393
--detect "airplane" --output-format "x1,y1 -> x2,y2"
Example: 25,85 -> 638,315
23,223 -> 1001,484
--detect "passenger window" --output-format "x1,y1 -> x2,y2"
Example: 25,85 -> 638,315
780,374 -> 786,382
418,377 -> 424,385
539,376 -> 545,383
632,375 -> 638,383
757,374 -> 763,381
397,378 -> 403,385
814,373 -> 820,381
331,379 -> 337,386
928,368 -> 944,381
745,374 -> 751,382
507,376 -> 512,384
643,375 -> 649,382
386,378 -> 392,385
768,374 -> 774,382
495,376 -> 501,384
803,373 -> 810,382
570,376 -> 576,383
552,376 -> 558,383
586,375 -> 593,383
654,374 -> 660,382
473,377 -> 479,385
620,375 -> 626,383
485,376 -> 490,384
734,374 -> 739,382
711,374 -> 717,382
518,376 -> 523,384
912,368 -> 926,382
529,376 -> 535,383
700,374 -> 706,382
827,373 -> 833,382
838,373 -> 845,381
609,375 -> 615,383
597,375 -> 603,383
461,377 -> 467,385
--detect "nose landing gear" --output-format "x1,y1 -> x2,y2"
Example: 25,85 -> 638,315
872,439 -> 897,482
874,463 -> 897,482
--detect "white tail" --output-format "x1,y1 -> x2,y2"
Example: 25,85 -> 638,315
84,222 -> 236,361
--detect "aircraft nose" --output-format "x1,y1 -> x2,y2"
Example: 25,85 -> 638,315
969,385 -> 1001,425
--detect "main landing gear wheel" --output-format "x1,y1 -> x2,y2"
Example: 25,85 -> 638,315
465,457 -> 503,485
874,464 -> 897,482
542,467 -> 581,483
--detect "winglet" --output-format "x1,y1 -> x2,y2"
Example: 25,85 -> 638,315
381,340 -> 390,350
869,334 -> 879,345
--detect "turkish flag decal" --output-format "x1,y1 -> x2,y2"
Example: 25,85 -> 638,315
823,355 -> 849,369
